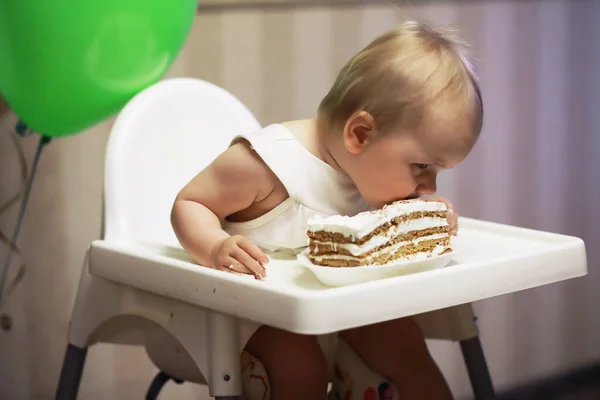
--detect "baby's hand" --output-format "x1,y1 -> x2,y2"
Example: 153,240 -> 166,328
210,235 -> 269,279
424,196 -> 458,236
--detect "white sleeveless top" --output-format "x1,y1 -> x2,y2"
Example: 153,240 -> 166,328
222,124 -> 369,252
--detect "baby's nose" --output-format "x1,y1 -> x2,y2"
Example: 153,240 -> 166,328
416,181 -> 437,196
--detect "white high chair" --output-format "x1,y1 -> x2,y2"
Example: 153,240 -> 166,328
55,78 -> 586,400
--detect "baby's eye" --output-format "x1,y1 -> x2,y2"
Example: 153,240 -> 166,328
415,163 -> 428,170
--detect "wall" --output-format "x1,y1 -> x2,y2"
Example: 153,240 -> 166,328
1,0 -> 599,398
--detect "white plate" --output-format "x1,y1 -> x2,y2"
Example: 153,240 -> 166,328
297,237 -> 466,287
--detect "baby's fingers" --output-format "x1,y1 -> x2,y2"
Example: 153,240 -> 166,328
447,208 -> 459,236
217,258 -> 255,275
232,247 -> 267,279
217,266 -> 257,279
237,237 -> 270,265
449,223 -> 458,236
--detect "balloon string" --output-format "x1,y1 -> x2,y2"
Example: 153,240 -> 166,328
0,126 -> 28,311
0,132 -> 27,215
0,132 -> 51,309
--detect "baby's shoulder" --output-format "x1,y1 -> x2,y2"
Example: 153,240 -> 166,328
215,139 -> 281,194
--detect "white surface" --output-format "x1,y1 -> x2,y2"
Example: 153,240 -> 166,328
103,77 -> 261,246
67,78 -> 266,395
90,216 -> 587,335
298,236 -> 464,287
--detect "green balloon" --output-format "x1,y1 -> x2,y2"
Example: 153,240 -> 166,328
0,0 -> 196,137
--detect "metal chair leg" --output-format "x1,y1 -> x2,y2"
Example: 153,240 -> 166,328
145,371 -> 184,400
55,344 -> 88,400
460,336 -> 496,400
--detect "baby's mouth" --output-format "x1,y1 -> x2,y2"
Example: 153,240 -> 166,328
382,194 -> 419,207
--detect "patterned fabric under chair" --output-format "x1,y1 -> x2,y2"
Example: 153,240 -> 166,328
240,339 -> 399,400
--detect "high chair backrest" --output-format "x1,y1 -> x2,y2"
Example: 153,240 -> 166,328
103,78 -> 261,246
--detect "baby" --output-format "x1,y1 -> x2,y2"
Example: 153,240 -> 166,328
172,21 -> 482,400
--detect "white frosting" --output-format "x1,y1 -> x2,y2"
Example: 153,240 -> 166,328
311,217 -> 448,256
310,235 -> 450,265
307,199 -> 447,239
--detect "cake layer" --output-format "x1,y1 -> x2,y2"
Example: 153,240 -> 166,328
307,199 -> 447,240
308,211 -> 447,244
308,236 -> 451,267
309,225 -> 448,257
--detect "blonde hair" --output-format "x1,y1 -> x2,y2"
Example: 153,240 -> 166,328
318,21 -> 483,137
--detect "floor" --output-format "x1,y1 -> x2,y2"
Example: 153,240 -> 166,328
561,386 -> 600,400
5,381 -> 600,399
4,362 -> 600,399
497,363 -> 600,400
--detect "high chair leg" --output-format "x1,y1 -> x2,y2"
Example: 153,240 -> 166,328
55,344 -> 88,400
208,311 -> 242,398
145,371 -> 183,400
460,336 -> 496,400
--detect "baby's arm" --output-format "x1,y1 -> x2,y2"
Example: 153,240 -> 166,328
171,141 -> 275,278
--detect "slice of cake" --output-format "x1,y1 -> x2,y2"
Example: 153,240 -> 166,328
306,199 -> 451,267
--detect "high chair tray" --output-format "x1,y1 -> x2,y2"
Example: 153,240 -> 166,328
89,217 -> 586,335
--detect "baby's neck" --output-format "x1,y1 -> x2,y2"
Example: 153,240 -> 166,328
281,118 -> 346,175
313,118 -> 346,174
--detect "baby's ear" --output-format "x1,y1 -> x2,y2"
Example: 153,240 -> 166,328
342,111 -> 378,154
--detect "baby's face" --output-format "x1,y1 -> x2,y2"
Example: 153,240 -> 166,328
346,118 -> 476,208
